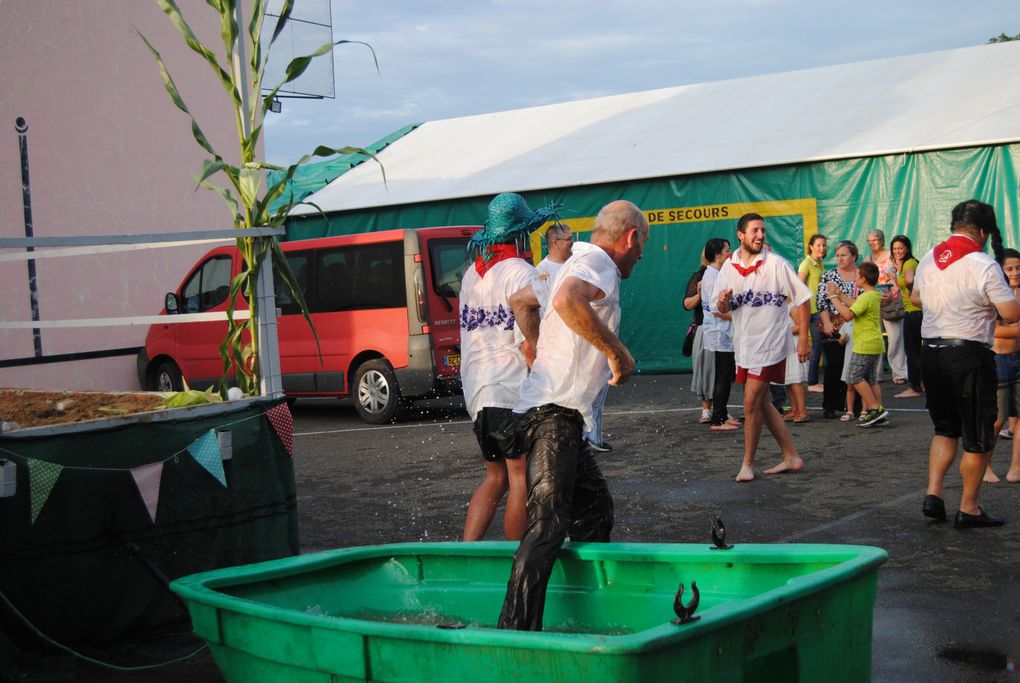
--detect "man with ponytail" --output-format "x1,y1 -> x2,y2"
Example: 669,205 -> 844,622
913,199 -> 1020,528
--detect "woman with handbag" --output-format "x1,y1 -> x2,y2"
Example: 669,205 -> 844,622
817,241 -> 861,419
890,235 -> 923,398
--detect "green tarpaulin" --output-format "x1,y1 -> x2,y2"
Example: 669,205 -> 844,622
266,124 -> 420,214
285,143 -> 1020,372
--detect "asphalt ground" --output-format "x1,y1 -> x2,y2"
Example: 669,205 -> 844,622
20,373 -> 1020,682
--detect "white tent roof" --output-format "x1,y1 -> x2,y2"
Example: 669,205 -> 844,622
293,42 -> 1020,215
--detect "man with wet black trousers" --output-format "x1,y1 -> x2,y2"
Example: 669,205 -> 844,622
497,200 -> 649,631
914,199 -> 1020,529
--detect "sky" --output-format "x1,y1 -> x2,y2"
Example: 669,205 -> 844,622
263,0 -> 1019,165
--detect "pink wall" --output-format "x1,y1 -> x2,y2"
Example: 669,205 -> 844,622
0,1 -> 258,390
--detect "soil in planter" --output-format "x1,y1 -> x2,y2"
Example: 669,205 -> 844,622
0,390 -> 167,429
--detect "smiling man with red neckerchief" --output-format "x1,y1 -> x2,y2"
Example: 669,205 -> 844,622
712,213 -> 813,482
914,199 -> 1020,529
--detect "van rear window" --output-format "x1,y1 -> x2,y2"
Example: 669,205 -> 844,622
429,238 -> 471,298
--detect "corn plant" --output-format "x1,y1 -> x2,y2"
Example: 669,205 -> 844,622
141,0 -> 380,396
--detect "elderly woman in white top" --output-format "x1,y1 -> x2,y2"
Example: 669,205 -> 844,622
864,229 -> 907,384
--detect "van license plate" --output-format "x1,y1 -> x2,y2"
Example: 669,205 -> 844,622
444,354 -> 461,368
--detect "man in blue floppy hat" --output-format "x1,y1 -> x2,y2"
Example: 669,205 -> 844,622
460,192 -> 562,541
498,199 -> 649,631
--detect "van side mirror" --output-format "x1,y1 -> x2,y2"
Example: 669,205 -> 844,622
165,293 -> 179,314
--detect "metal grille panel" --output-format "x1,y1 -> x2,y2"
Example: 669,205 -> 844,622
262,0 -> 334,99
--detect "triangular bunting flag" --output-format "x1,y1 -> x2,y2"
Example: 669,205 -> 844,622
27,459 -> 63,524
266,403 -> 294,456
187,429 -> 226,486
130,461 -> 164,523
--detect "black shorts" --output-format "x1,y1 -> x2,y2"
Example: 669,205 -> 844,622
472,407 -> 521,462
921,344 -> 997,453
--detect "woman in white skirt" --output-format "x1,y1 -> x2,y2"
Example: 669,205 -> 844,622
690,323 -> 715,421
784,308 -> 811,422
684,256 -> 714,422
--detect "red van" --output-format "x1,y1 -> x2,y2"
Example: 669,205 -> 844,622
137,226 -> 480,423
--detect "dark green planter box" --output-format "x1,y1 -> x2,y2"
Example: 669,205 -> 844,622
0,397 -> 298,646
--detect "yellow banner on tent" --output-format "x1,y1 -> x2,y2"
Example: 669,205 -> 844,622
532,197 -> 818,254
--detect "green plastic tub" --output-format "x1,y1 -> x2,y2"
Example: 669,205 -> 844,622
171,541 -> 887,683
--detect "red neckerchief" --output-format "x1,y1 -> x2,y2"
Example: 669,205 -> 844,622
933,234 -> 981,270
730,251 -> 765,277
475,244 -> 530,277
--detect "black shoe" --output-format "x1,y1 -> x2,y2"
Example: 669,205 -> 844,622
953,508 -> 1006,529
922,495 -> 946,521
823,410 -> 837,419
588,440 -> 612,453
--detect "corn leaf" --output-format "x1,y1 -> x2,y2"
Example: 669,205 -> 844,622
195,178 -> 242,224
163,389 -> 221,408
261,41 -> 378,112
269,0 -> 294,47
248,0 -> 267,74
244,161 -> 285,172
271,240 -> 321,363
194,159 -> 230,189
238,167 -> 260,208
139,32 -> 223,160
155,0 -> 239,105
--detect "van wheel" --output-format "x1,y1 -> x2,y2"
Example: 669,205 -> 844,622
353,360 -> 401,424
153,361 -> 184,392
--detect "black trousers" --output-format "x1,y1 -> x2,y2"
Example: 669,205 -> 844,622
822,340 -> 847,412
711,351 -> 736,424
902,310 -> 923,391
497,405 -> 614,631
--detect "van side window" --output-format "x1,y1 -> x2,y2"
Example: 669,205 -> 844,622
273,252 -> 311,316
315,249 -> 352,312
315,242 -> 404,312
180,256 -> 233,313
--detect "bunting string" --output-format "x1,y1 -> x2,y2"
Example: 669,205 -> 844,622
0,408 -> 270,470
0,405 -> 292,524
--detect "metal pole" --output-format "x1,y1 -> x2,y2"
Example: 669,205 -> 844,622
16,117 -> 43,357
231,2 -> 283,397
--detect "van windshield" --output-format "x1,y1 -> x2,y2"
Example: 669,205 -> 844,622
429,238 -> 472,298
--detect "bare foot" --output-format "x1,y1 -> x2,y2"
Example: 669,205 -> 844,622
807,384 -> 824,393
710,422 -> 740,431
895,389 -> 922,398
764,456 -> 805,475
735,466 -> 755,482
984,467 -> 1000,484
1006,469 -> 1020,483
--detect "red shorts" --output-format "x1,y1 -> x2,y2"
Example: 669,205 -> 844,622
736,360 -> 787,384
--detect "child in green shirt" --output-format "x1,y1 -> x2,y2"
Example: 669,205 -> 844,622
827,261 -> 888,427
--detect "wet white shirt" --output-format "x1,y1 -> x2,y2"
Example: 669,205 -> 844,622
459,258 -> 537,420
514,242 -> 620,432
709,250 -> 812,370
916,248 -> 1013,347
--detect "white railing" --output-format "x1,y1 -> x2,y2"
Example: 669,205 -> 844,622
0,228 -> 284,397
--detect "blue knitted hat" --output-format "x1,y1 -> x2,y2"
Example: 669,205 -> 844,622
468,192 -> 562,258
